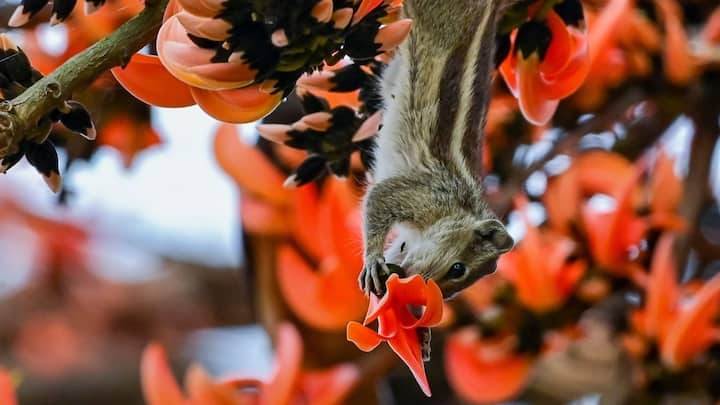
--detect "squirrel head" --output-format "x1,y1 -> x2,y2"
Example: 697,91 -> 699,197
386,215 -> 514,298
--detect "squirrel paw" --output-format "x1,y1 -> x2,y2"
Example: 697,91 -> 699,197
418,327 -> 432,362
359,255 -> 391,297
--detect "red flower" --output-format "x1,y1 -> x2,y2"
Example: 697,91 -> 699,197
113,0 -> 407,124
499,9 -> 590,125
498,197 -> 586,312
581,156 -> 684,280
704,5 -> 720,43
142,323 -> 360,405
213,124 -> 291,208
655,0 -> 698,85
346,274 -> 443,396
544,151 -> 633,235
99,115 -> 163,168
0,369 -> 17,405
215,123 -> 368,330
631,235 -> 720,369
111,1 -> 282,123
445,327 -> 532,404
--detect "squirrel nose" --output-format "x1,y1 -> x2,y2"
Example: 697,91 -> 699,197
476,219 -> 514,254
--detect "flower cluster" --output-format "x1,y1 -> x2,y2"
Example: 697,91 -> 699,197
497,0 -> 590,126
114,0 -> 408,124
215,123 -> 368,331
141,323 -> 360,405
575,0 -> 720,109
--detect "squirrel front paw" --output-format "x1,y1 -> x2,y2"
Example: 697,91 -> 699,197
359,255 -> 391,297
418,327 -> 432,362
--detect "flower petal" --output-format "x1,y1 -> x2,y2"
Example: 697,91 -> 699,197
157,16 -> 256,89
264,323 -> 303,405
386,327 -> 431,397
277,245 -> 367,331
301,364 -> 360,405
192,86 -> 283,123
540,11 -> 573,77
240,194 -> 289,236
347,321 -> 383,352
140,343 -> 187,405
185,365 -> 239,405
661,274 -> 720,368
516,54 -> 559,126
176,0 -> 222,17
445,328 -> 531,404
0,370 -> 17,405
176,11 -> 231,41
111,53 -> 195,108
213,124 -> 289,205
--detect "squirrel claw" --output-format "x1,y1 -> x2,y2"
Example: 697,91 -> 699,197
359,256 -> 391,297
418,327 -> 432,362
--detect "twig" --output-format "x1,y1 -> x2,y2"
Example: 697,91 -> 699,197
0,0 -> 169,157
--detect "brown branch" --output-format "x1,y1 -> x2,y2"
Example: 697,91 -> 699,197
0,0 -> 169,157
674,116 -> 719,274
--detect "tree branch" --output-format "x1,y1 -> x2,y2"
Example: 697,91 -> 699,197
0,0 -> 169,156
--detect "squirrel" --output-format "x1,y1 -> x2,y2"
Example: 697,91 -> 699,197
360,0 -> 515,299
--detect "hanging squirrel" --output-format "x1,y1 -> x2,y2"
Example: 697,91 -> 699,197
360,0 -> 515,299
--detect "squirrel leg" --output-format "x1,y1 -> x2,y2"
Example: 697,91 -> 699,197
359,176 -> 435,296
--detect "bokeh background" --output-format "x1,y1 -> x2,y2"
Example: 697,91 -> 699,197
1,0 -> 720,404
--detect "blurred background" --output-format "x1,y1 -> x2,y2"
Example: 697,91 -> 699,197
0,103 -> 267,404
0,0 -> 720,404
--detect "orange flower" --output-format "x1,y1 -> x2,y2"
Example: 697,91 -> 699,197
655,0 -> 698,86
703,5 -> 720,44
99,115 -> 162,168
0,369 -> 18,405
661,275 -> 720,369
111,1 -> 282,123
544,151 -> 633,235
630,235 -> 720,369
498,197 -> 586,312
445,327 -> 532,404
142,323 -> 360,405
630,235 -> 678,341
499,9 -> 590,125
215,124 -> 367,330
213,124 -> 290,208
573,0 -> 645,109
347,274 -> 443,396
295,61 -> 363,110
277,180 -> 368,331
545,150 -> 683,237
647,150 -> 683,215
111,53 -> 195,108
114,0 -> 408,124
581,167 -> 650,280
581,156 -> 684,280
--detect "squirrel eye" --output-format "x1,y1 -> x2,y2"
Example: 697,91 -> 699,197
446,262 -> 466,279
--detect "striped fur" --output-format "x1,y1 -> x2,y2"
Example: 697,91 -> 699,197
360,0 -> 513,298
373,0 -> 498,183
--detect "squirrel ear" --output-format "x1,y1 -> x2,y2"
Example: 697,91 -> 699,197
475,219 -> 514,253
